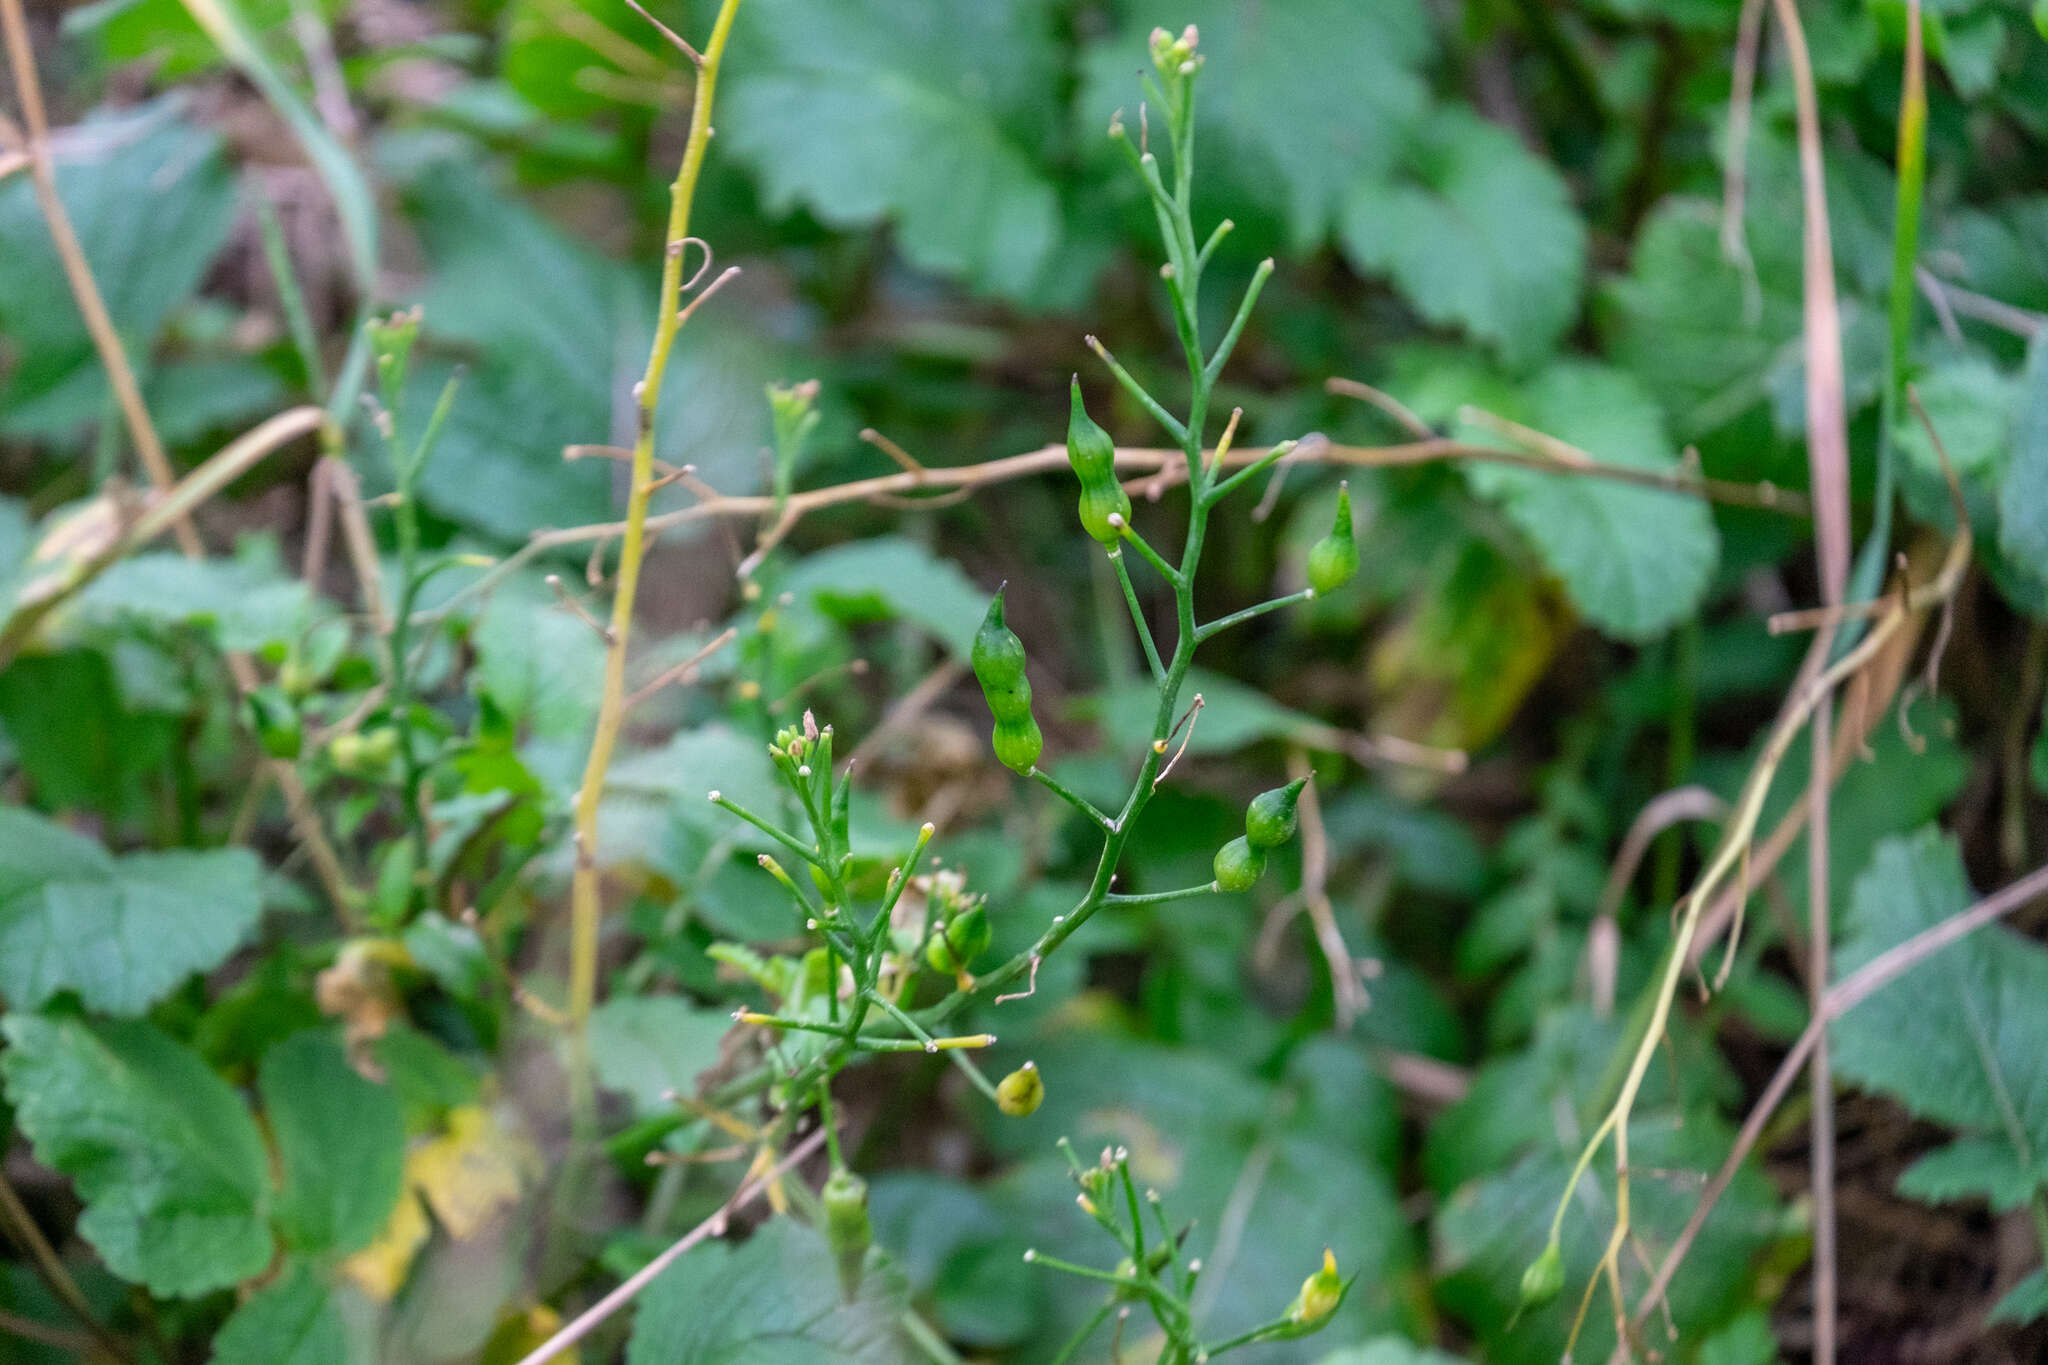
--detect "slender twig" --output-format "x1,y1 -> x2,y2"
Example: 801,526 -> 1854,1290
1769,2 -> 1853,1350
0,1171 -> 129,1362
512,1127 -> 828,1365
565,0 -> 746,1131
1633,858 -> 2048,1333
1587,785 -> 1728,1019
426,432 -> 1805,621
1,0 -> 195,557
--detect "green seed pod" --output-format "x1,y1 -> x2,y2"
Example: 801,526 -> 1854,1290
985,675 -> 1034,726
927,902 -> 991,975
1305,483 -> 1358,594
821,1168 -> 872,1302
243,686 -> 303,761
1067,380 -> 1132,545
1066,378 -> 1116,482
991,714 -> 1043,774
1078,479 -> 1133,546
972,588 -> 1028,693
995,1061 -> 1044,1117
1518,1240 -> 1564,1310
1244,777 -> 1308,848
1213,835 -> 1266,892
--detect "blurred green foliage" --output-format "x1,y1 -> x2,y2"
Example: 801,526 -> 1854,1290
2,0 -> 2048,1360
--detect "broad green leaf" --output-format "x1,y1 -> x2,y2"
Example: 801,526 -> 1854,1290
1834,830 -> 2048,1205
1896,1134 -> 2044,1212
587,995 -> 730,1117
1342,107 -> 1585,370
210,1262 -> 366,1365
1990,1269 -> 2048,1326
777,536 -> 988,656
71,539 -> 321,654
1997,332 -> 2048,592
1601,196 -> 1801,442
0,808 -> 264,1014
725,0 -> 1064,297
471,579 -> 607,740
1454,363 -> 1720,639
0,649 -> 179,820
0,101 -> 237,437
1084,0 -> 1433,251
625,1215 -> 918,1363
0,1014 -> 272,1297
260,1031 -> 407,1257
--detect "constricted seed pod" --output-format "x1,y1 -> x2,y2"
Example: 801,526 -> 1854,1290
1213,835 -> 1265,891
971,588 -> 1028,693
1067,380 -> 1131,544
1245,777 -> 1307,848
1305,483 -> 1358,594
991,714 -> 1043,774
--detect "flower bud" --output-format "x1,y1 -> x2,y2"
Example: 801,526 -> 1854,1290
996,1061 -> 1044,1117
1519,1240 -> 1564,1310
1285,1248 -> 1342,1329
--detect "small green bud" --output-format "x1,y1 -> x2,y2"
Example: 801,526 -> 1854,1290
1244,777 -> 1307,848
1285,1248 -> 1342,1329
243,685 -> 303,760
927,902 -> 991,975
1519,1240 -> 1564,1310
1213,836 -> 1265,892
1305,483 -> 1358,595
821,1168 -> 872,1302
995,1061 -> 1044,1117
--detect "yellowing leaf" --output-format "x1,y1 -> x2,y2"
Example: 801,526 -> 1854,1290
338,1103 -> 537,1300
482,1304 -> 580,1365
339,1187 -> 429,1301
409,1105 -> 538,1241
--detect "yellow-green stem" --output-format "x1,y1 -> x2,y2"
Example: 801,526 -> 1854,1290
568,0 -> 745,1095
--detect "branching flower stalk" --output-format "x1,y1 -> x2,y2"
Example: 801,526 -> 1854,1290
1027,1141 -> 1350,1364
699,30 -> 1347,1357
565,0 -> 745,1124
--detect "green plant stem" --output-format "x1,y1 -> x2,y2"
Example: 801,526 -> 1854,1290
710,794 -> 829,868
564,0 -> 745,1135
1111,551 -> 1167,680
1030,767 -> 1117,831
1105,883 -> 1218,907
1195,588 -> 1315,643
